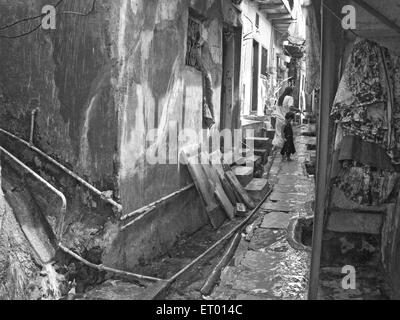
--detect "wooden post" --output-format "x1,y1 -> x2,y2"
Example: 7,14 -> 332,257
308,0 -> 341,300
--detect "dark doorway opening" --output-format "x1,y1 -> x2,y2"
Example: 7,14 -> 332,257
251,40 -> 260,113
261,46 -> 269,77
220,26 -> 242,132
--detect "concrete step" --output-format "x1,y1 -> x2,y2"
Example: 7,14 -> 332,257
245,137 -> 271,149
232,166 -> 254,187
222,149 -> 251,165
254,149 -> 269,166
236,155 -> 262,167
254,148 -> 268,156
245,178 -> 270,202
261,212 -> 291,230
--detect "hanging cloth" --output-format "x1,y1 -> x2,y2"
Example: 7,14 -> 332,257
381,49 -> 400,165
331,38 -> 400,161
330,38 -> 400,205
337,135 -> 394,171
392,55 -> 400,163
331,39 -> 386,114
331,39 -> 388,145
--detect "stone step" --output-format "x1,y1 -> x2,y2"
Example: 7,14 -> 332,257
262,202 -> 293,213
245,137 -> 271,149
254,149 -> 268,157
222,149 -> 251,165
245,178 -> 270,202
236,148 -> 251,157
232,166 -> 254,187
254,149 -> 271,166
236,155 -> 262,167
327,210 -> 384,235
261,212 -> 291,229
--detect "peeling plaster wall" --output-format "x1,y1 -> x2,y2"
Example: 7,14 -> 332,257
240,0 -> 277,116
0,0 -> 118,191
116,0 -> 225,213
0,0 -> 235,269
0,0 -> 122,269
113,0 -> 230,268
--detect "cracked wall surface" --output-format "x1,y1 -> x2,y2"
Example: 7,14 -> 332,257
0,0 -> 240,271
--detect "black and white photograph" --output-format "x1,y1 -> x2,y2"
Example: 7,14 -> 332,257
0,0 -> 400,308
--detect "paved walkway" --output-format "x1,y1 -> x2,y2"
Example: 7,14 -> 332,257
211,126 -> 316,300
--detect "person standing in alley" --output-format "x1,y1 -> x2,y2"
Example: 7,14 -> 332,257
281,112 -> 296,161
272,87 -> 295,150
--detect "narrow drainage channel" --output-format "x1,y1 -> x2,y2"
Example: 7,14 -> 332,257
305,161 -> 316,177
307,144 -> 316,151
77,192 -> 272,300
305,143 -> 317,178
162,208 -> 269,300
118,187 -> 274,300
74,219 -> 249,300
288,216 -> 314,252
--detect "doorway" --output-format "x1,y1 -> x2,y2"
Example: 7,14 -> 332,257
251,40 -> 260,113
220,26 -> 242,131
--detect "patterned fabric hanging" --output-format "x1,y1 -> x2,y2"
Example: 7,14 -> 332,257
331,39 -> 388,146
331,38 -> 400,205
389,55 -> 400,163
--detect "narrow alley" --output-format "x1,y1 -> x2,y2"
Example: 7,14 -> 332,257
2,0 -> 400,306
210,125 -> 315,300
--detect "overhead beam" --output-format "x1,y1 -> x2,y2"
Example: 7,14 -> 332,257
272,18 -> 296,23
274,23 -> 292,27
259,3 -> 286,10
267,13 -> 293,20
352,0 -> 400,35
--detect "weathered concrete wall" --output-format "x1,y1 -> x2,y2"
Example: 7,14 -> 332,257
105,186 -> 209,269
0,0 -> 118,191
116,0 -> 226,213
0,0 -> 123,272
112,0 -> 239,269
240,0 -> 277,116
0,0 -> 240,271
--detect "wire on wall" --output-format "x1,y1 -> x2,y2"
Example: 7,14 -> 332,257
0,0 -> 64,38
0,0 -> 97,39
60,0 -> 97,16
